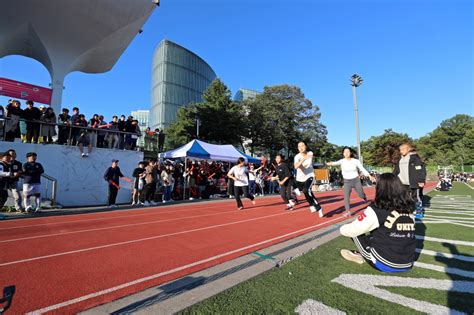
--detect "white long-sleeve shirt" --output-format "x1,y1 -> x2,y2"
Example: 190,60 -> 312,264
340,206 -> 380,237
331,158 -> 369,180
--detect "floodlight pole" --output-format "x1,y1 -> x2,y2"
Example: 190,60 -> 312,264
351,74 -> 363,164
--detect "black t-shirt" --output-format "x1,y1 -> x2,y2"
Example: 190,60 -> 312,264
9,160 -> 23,182
275,163 -> 293,183
22,162 -> 44,184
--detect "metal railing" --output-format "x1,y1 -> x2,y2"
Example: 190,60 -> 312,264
41,173 -> 58,207
0,116 -> 144,150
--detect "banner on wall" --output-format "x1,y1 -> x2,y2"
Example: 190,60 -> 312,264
0,77 -> 52,104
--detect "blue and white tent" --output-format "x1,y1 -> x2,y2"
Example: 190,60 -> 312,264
161,140 -> 261,164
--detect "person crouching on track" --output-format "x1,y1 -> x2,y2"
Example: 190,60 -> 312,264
227,157 -> 256,210
22,152 -> 45,213
272,154 -> 297,211
339,173 -> 416,273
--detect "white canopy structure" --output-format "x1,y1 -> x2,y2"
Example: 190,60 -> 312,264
161,140 -> 261,164
0,0 -> 158,112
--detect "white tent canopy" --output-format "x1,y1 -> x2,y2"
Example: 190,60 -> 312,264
161,140 -> 260,164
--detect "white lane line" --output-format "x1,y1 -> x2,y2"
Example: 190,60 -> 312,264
423,215 -> 474,221
332,274 -> 473,314
416,248 -> 474,262
295,299 -> 346,315
463,182 -> 474,190
0,191 -> 375,231
26,216 -> 344,314
426,210 -> 474,215
0,210 -> 263,243
420,221 -> 473,228
415,235 -> 474,246
0,193 -> 375,239
0,201 -> 245,231
0,206 -> 344,267
414,262 -> 474,279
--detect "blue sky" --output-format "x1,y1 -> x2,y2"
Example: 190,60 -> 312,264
1,0 -> 472,146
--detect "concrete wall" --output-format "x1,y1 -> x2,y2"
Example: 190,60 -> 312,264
0,142 -> 144,207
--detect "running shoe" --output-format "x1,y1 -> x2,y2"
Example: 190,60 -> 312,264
285,204 -> 294,211
25,206 -> 33,213
343,210 -> 351,218
34,207 -> 41,213
238,207 -> 244,210
289,200 -> 295,207
340,249 -> 365,264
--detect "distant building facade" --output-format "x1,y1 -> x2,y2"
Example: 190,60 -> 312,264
131,109 -> 149,147
234,88 -> 260,102
150,39 -> 217,130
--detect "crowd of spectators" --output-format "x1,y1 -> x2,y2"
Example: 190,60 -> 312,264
0,99 -> 149,155
124,159 -> 288,205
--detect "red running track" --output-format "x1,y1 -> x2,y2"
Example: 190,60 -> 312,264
0,184 -> 435,314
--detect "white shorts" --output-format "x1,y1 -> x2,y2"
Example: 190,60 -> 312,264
23,183 -> 41,196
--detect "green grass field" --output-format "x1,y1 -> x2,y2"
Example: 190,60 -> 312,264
183,182 -> 474,314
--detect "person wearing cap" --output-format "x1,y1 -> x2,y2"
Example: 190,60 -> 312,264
0,152 -> 14,210
6,149 -> 23,212
22,152 -> 44,212
23,101 -> 42,143
103,160 -> 129,208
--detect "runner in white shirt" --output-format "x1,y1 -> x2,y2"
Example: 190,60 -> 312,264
327,146 -> 375,217
227,157 -> 256,210
294,141 -> 323,217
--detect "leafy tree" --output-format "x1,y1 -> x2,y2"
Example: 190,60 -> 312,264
416,114 -> 474,165
360,129 -> 412,166
166,78 -> 245,148
242,85 -> 327,158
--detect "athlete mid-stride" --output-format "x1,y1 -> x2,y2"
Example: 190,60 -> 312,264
293,141 -> 323,217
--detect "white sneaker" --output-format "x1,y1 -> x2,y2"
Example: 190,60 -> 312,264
131,202 -> 136,206
318,209 -> 324,218
162,200 -> 167,204
189,197 -> 194,201
108,205 -> 115,209
34,207 -> 41,213
310,206 -> 317,213
340,249 -> 365,264
289,200 -> 295,207
139,202 -> 145,206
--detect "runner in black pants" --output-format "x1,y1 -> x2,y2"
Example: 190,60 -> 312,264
294,141 -> 323,217
272,154 -> 296,211
227,158 -> 256,210
104,159 -> 125,208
